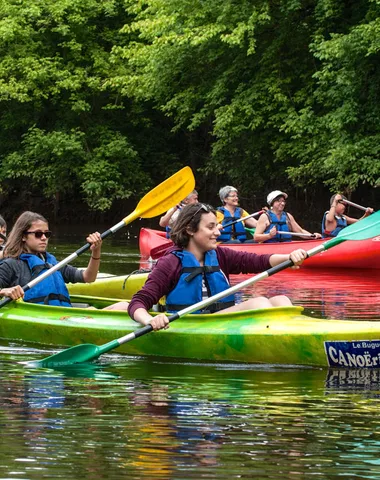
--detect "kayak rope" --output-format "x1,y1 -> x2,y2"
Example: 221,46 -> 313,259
122,268 -> 152,290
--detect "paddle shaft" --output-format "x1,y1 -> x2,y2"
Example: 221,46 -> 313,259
112,210 -> 380,349
106,242 -> 337,351
150,210 -> 263,258
0,167 -> 195,308
342,199 -> 369,212
0,233 -> 6,241
277,231 -> 316,238
0,222 -> 129,308
28,209 -> 380,367
222,211 -> 263,230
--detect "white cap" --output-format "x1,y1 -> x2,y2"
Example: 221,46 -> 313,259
219,185 -> 237,203
267,190 -> 288,206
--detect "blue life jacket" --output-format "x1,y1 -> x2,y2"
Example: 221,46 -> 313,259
217,206 -> 246,242
165,250 -> 235,314
322,212 -> 347,238
264,211 -> 291,243
19,253 -> 72,307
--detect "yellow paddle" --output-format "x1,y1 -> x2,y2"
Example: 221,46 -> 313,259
0,166 -> 195,308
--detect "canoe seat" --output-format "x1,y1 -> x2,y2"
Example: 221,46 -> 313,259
71,302 -> 91,309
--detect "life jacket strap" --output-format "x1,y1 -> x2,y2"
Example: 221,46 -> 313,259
25,293 -> 72,306
30,262 -> 53,278
182,265 -> 220,282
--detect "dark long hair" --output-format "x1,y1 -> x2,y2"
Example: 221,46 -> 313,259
4,211 -> 48,258
170,203 -> 216,248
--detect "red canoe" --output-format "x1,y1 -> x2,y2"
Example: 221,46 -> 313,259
139,228 -> 380,269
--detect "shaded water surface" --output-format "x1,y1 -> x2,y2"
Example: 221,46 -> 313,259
0,228 -> 380,478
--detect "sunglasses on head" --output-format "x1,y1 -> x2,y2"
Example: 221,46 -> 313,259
24,230 -> 52,239
189,203 -> 213,222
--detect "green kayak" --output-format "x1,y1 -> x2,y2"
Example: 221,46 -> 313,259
68,272 -> 148,299
1,295 -> 380,368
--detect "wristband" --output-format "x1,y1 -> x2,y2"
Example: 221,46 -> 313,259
91,256 -> 101,260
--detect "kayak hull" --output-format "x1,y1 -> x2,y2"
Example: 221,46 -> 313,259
68,273 -> 148,298
140,228 -> 380,269
139,227 -> 171,259
1,297 -> 380,368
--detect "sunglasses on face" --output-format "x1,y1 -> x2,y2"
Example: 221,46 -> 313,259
24,230 -> 52,239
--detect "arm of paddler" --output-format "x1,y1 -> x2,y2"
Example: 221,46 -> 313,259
242,209 -> 258,228
0,285 -> 24,300
82,232 -> 102,283
287,213 -> 322,239
132,308 -> 169,330
269,249 -> 307,269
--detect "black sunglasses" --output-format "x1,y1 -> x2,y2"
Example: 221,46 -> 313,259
24,230 -> 52,239
189,203 -> 214,222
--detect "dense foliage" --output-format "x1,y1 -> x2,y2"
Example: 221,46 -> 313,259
0,0 -> 378,219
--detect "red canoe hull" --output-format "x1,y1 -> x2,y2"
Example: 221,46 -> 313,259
139,228 -> 380,269
139,228 -> 172,260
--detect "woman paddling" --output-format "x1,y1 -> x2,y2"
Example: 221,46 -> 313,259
159,189 -> 199,238
322,194 -> 374,238
216,186 -> 257,243
127,203 -> 307,331
0,211 -> 102,305
254,190 -> 322,243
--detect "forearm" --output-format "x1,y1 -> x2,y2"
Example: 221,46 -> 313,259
82,250 -> 101,283
131,307 -> 154,326
254,232 -> 271,243
245,217 -> 258,228
269,254 -> 293,267
361,208 -> 373,219
269,250 -> 307,268
326,202 -> 338,223
159,208 -> 176,227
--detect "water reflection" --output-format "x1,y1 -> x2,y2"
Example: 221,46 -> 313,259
326,367 -> 380,393
234,268 -> 380,320
3,354 -> 380,478
1,229 -> 380,477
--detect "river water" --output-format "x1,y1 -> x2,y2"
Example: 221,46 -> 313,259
1,225 -> 380,479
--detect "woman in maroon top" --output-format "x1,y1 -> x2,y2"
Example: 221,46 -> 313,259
126,203 -> 307,331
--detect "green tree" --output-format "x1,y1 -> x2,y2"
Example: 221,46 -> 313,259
0,0 -> 177,217
111,0 -> 380,197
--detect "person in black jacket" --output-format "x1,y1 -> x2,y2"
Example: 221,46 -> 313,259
0,211 -> 102,306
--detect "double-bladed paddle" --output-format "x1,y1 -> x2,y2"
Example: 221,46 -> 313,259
221,210 -> 263,230
277,231 -> 317,238
150,210 -> 264,259
28,210 -> 380,368
0,166 -> 195,309
342,199 -> 372,212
